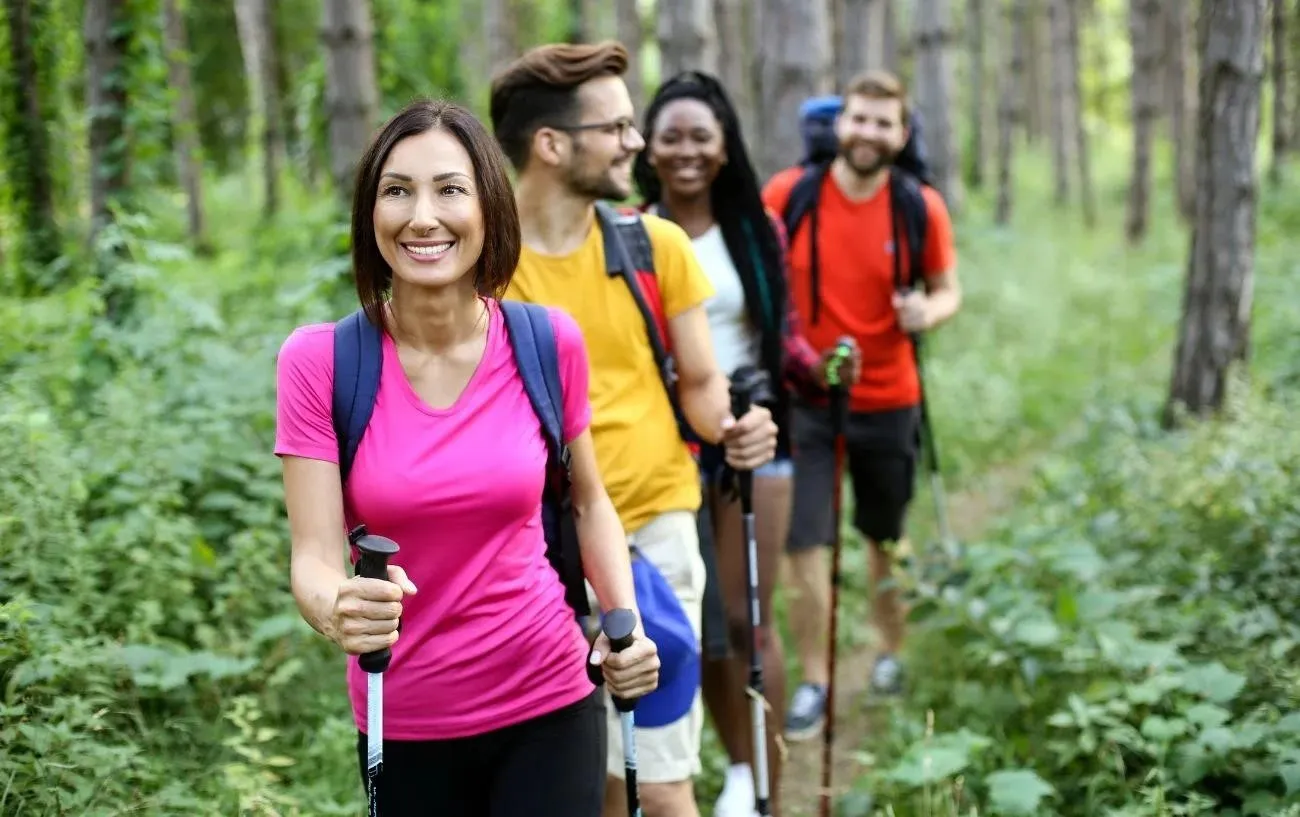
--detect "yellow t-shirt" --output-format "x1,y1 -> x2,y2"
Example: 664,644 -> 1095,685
505,211 -> 715,535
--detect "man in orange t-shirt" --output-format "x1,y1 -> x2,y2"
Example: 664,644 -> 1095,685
761,69 -> 962,739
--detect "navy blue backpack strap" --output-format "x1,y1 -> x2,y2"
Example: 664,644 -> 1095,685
332,308 -> 384,483
500,300 -> 590,618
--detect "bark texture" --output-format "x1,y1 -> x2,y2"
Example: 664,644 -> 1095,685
321,0 -> 380,202
1167,0 -> 1265,422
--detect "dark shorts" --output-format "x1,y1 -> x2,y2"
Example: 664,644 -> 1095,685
788,402 -> 920,551
355,688 -> 606,816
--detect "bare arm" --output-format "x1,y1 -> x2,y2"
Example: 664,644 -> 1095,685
669,303 -> 778,469
281,456 -> 409,654
924,268 -> 963,329
567,429 -> 637,616
668,303 -> 732,445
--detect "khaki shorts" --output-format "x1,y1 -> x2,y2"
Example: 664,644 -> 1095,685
594,510 -> 705,784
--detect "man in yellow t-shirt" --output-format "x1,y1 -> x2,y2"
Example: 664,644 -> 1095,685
490,41 -> 778,817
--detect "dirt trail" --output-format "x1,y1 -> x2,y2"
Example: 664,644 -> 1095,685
775,453 -> 1043,816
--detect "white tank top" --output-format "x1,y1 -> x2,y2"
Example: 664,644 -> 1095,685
690,224 -> 760,378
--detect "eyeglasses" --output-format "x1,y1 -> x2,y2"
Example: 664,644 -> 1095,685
551,117 -> 640,143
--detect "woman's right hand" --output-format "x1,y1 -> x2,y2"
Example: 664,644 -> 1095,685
330,565 -> 418,655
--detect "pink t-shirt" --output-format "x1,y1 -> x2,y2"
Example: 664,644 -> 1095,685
274,298 -> 596,740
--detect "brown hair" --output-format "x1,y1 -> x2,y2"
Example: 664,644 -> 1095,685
351,99 -> 521,328
489,41 -> 630,169
843,69 -> 911,123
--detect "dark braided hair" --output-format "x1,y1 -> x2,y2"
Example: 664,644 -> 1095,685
634,71 -> 792,449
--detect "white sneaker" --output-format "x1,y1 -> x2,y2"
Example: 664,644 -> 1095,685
713,763 -> 757,817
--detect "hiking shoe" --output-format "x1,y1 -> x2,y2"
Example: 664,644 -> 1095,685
870,654 -> 904,696
784,682 -> 827,741
713,763 -> 757,817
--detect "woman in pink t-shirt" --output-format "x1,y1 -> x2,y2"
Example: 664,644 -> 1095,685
274,99 -> 659,816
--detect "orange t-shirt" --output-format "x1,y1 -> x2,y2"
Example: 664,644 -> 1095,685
762,166 -> 957,413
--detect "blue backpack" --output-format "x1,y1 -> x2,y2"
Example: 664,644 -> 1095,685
330,300 -> 589,619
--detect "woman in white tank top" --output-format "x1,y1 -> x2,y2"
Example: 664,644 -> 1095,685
634,70 -> 825,817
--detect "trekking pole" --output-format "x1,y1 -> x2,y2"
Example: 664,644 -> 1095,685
351,525 -> 401,817
819,338 -> 854,817
729,365 -> 774,817
910,337 -> 955,550
595,608 -> 643,816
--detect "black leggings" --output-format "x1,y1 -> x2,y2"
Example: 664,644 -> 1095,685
355,689 -> 606,816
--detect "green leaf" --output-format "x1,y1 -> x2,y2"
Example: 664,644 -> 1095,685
1281,761 -> 1300,796
1140,715 -> 1188,743
1014,618 -> 1060,647
985,768 -> 1055,815
1179,662 -> 1247,704
1185,703 -> 1232,729
882,730 -> 991,787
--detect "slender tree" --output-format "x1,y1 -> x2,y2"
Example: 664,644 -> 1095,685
1167,0 -> 1266,423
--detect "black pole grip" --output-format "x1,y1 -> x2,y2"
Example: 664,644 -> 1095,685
587,607 -> 640,712
350,525 -> 401,674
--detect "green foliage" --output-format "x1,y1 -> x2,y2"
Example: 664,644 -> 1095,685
0,185 -> 362,813
855,387 -> 1300,815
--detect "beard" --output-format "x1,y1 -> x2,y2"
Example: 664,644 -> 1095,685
839,140 -> 896,177
564,155 -> 634,201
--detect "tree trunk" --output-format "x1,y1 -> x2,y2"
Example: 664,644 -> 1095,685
1269,0 -> 1287,181
616,0 -> 645,116
84,0 -> 129,247
572,0 -> 614,41
834,0 -> 874,87
714,0 -> 753,137
1166,0 -> 1265,424
914,0 -> 960,207
658,0 -> 718,79
1023,0 -> 1049,142
321,0 -> 380,203
235,0 -> 282,216
3,0 -> 59,280
967,0 -> 988,189
1167,0 -> 1198,219
996,0 -> 1026,225
757,0 -> 833,178
1048,0 -> 1072,204
484,0 -> 518,79
162,0 -> 206,248
1066,0 -> 1096,226
84,0 -> 131,319
1292,0 -> 1300,149
881,0 -> 899,70
1125,0 -> 1161,244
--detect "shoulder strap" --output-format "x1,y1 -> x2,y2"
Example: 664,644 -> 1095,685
595,203 -> 679,399
781,162 -> 829,240
500,300 -> 568,467
888,171 -> 930,292
499,300 -> 589,618
332,308 -> 384,483
594,202 -> 700,446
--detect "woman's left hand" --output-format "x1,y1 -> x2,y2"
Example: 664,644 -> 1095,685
590,626 -> 660,700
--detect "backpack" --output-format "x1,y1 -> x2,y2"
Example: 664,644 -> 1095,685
779,104 -> 944,476
331,300 -> 590,619
798,95 -> 845,166
593,201 -> 700,451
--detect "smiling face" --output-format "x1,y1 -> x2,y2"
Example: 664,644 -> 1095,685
558,75 -> 645,200
372,128 -> 486,293
647,97 -> 726,199
835,93 -> 909,177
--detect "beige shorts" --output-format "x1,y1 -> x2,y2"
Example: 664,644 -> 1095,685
597,510 -> 705,784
